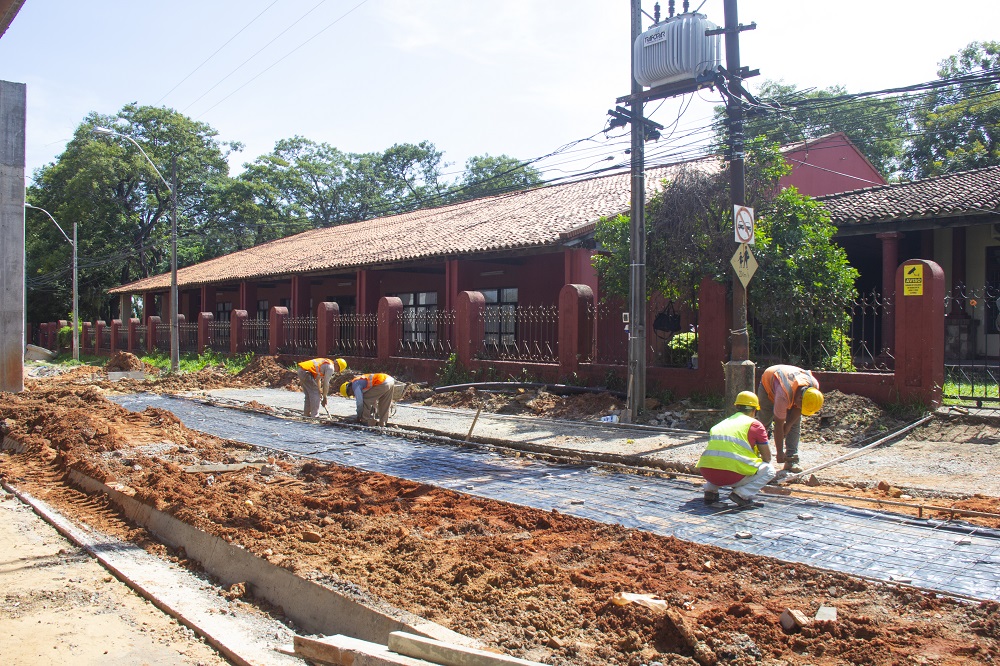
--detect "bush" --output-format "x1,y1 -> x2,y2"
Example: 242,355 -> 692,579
56,325 -> 75,351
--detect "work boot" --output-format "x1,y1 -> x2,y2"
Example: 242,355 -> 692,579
783,456 -> 803,474
728,492 -> 763,510
704,490 -> 720,505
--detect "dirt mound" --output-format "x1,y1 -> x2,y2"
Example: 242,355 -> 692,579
236,356 -> 299,390
421,387 -> 625,420
803,390 -> 912,446
104,351 -> 144,372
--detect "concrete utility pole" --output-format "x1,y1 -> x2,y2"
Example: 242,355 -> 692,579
0,80 -> 26,393
627,0 -> 647,422
722,0 -> 755,408
170,156 -> 179,373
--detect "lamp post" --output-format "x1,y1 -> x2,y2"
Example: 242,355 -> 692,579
93,127 -> 179,373
25,204 -> 78,362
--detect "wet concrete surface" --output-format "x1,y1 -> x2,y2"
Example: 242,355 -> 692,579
110,392 -> 1000,602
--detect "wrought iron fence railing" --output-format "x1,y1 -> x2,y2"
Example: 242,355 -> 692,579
116,327 -> 128,352
479,304 -> 559,363
179,322 -> 199,353
279,316 -> 317,355
207,321 -> 230,353
943,284 -> 1000,405
587,301 -> 627,365
335,313 -> 378,358
245,319 -> 270,354
154,323 -> 170,352
136,325 -> 147,352
750,290 -> 892,373
100,328 -> 112,352
393,309 -> 455,359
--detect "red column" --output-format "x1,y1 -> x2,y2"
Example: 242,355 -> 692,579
377,297 -> 403,363
444,260 -> 460,312
201,286 -> 217,317
270,306 -> 288,355
894,260 -> 945,407
239,282 -> 257,314
127,318 -> 139,352
110,320 -> 121,354
143,293 -> 156,318
563,248 -> 600,296
198,312 -> 214,353
456,291 -> 486,366
356,270 -> 381,315
877,231 -> 903,355
231,310 -> 248,355
695,275 -> 728,393
316,302 -> 340,358
558,284 -> 594,378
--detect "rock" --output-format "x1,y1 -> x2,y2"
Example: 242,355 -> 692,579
780,608 -> 811,632
806,474 -> 821,486
645,397 -> 661,410
301,531 -> 322,543
814,604 -> 837,622
735,531 -> 752,539
889,487 -> 904,498
877,480 -> 892,492
547,635 -> 564,649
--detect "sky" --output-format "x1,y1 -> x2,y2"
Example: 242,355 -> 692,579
1,0 -> 998,184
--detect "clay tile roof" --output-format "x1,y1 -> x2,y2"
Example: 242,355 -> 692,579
110,160 -> 719,294
817,165 -> 1000,226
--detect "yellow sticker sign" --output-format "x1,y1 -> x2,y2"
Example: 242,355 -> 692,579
903,264 -> 923,296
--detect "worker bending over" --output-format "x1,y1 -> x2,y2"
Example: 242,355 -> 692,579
340,373 -> 396,427
696,391 -> 775,509
297,358 -> 347,417
755,364 -> 824,474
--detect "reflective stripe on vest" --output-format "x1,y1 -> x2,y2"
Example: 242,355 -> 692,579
355,373 -> 388,391
696,412 -> 762,476
298,358 -> 334,376
762,364 -> 818,403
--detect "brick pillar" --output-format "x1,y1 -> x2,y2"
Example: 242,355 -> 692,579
269,306 -> 288,355
38,323 -> 47,349
316,302 -> 340,358
377,297 -> 402,363
231,310 -> 248,355
456,291 -> 486,366
894,260 -> 945,407
128,318 -> 139,352
146,316 -> 160,354
558,284 -> 593,378
198,312 -> 214,353
81,322 -> 92,355
110,320 -> 121,353
696,275 -> 728,394
48,321 -> 58,350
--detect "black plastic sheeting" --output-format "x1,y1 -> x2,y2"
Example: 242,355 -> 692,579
110,393 -> 1000,601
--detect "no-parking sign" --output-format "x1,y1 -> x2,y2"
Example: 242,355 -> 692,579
734,205 -> 755,245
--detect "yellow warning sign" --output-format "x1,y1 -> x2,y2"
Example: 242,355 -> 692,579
903,264 -> 923,296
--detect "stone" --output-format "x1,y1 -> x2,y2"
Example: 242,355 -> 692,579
814,605 -> 837,622
877,480 -> 892,492
301,531 -> 322,543
735,532 -> 752,539
780,609 -> 811,632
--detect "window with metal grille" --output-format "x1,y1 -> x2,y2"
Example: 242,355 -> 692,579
256,300 -> 269,321
392,292 -> 439,342
216,302 -> 232,322
480,288 -> 518,345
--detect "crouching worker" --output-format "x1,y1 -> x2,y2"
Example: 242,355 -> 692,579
340,373 -> 396,427
696,391 -> 775,509
297,358 -> 347,417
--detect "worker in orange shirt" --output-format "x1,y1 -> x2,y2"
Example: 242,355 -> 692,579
296,358 -> 347,417
340,373 -> 396,427
755,364 -> 824,473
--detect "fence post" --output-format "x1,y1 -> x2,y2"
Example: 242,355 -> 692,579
456,291 -> 486,367
231,310 -> 248,355
48,321 -> 58,350
316,302 -> 340,358
110,320 -> 121,354
81,322 -> 92,355
198,312 -> 213,354
147,316 -> 160,354
128,318 -> 139,353
377,297 -> 403,363
270,306 -> 288,356
559,284 -> 593,379
95,321 -> 106,355
894,259 -> 945,407
38,323 -> 47,349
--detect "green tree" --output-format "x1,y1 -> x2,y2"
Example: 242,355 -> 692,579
454,154 -> 542,200
904,41 -> 1000,177
26,103 -> 239,322
725,80 -> 907,177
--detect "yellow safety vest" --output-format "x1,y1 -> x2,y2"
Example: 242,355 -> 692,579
298,358 -> 334,376
696,412 -> 763,476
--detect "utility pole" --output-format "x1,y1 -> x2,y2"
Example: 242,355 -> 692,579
170,155 -> 179,373
722,0 -> 755,408
627,0 -> 647,423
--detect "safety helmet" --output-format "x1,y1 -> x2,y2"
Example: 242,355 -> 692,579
339,381 -> 351,398
801,387 -> 824,416
334,358 -> 347,373
734,390 -> 760,410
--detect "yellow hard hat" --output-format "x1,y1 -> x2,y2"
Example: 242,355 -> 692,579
334,358 -> 347,373
339,381 -> 350,398
734,390 -> 760,410
801,387 -> 824,416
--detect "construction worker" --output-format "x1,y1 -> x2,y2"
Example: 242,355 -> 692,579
696,391 -> 775,509
340,373 -> 396,427
296,358 -> 347,417
755,364 -> 824,474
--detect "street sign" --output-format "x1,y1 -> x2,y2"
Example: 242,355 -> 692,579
731,243 -> 757,288
734,205 -> 755,245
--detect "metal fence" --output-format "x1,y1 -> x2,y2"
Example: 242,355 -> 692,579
280,316 -> 317,355
179,322 -> 199,353
116,326 -> 128,352
393,309 -> 455,359
588,301 -> 627,365
136,324 -> 147,352
86,328 -> 96,352
100,327 -> 111,353
154,323 -> 170,353
480,304 -> 559,363
207,320 -> 230,353
750,290 -> 891,373
245,318 -> 270,354
943,284 -> 1000,405
335,313 -> 378,358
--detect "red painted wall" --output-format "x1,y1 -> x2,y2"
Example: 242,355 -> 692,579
780,133 -> 886,197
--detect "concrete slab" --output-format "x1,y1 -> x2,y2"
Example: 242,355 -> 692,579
389,631 -> 546,666
294,634 -> 436,666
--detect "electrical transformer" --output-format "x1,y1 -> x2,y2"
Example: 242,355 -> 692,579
633,12 -> 721,88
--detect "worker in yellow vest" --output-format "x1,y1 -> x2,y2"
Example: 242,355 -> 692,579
696,391 -> 775,509
756,364 -> 824,474
340,373 -> 396,427
296,358 -> 347,417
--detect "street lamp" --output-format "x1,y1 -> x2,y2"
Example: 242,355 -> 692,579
25,204 -> 78,362
93,126 -> 179,373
